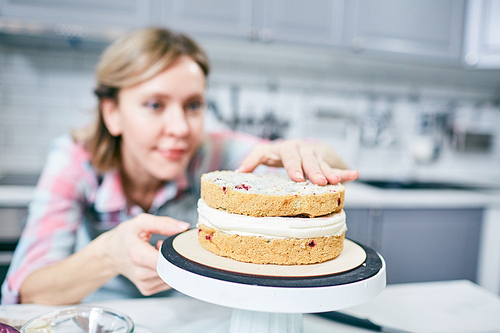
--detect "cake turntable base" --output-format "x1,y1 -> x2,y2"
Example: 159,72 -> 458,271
157,229 -> 386,333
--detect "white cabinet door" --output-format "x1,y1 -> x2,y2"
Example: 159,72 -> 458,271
259,0 -> 344,45
0,0 -> 151,28
343,0 -> 465,61
160,0 -> 253,38
159,0 -> 344,46
463,0 -> 500,68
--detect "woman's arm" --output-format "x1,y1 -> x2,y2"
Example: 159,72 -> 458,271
20,214 -> 189,305
237,140 -> 359,185
19,234 -> 116,304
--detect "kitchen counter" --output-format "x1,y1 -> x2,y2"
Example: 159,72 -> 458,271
1,180 -> 500,209
0,186 -> 35,207
344,181 -> 500,209
0,280 -> 499,332
0,173 -> 38,207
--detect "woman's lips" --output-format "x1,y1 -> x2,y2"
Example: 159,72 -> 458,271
158,149 -> 186,160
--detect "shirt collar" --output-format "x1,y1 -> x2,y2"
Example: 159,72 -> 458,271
149,172 -> 189,213
94,169 -> 126,213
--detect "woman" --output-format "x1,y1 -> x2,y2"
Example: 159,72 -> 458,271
1,28 -> 358,305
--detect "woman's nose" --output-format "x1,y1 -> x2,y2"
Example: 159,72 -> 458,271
163,104 -> 189,137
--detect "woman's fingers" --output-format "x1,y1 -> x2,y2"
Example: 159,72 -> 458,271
130,237 -> 162,270
137,276 -> 172,296
131,214 -> 190,236
236,146 -> 263,173
237,144 -> 282,173
237,140 -> 359,185
318,159 -> 342,184
128,266 -> 171,295
298,144 -> 332,185
335,169 -> 360,182
278,141 -> 306,182
106,214 -> 190,296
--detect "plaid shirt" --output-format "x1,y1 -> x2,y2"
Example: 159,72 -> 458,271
1,131 -> 263,304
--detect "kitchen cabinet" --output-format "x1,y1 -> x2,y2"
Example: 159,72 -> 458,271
343,0 -> 465,62
463,0 -> 500,68
256,0 -> 344,45
0,0 -> 151,40
0,0 -> 488,68
0,207 -> 27,241
158,0 -> 253,39
159,0 -> 344,46
344,207 -> 483,284
344,208 -> 371,246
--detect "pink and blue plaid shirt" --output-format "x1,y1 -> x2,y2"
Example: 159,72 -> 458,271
1,131 -> 263,304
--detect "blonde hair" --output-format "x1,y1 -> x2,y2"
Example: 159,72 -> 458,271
73,28 -> 210,172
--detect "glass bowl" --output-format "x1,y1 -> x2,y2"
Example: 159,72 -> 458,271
20,306 -> 134,333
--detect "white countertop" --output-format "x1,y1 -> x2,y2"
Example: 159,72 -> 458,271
1,280 -> 499,332
1,181 -> 500,209
344,181 -> 500,209
0,186 -> 35,207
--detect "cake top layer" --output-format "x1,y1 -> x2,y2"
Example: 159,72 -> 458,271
202,170 -> 343,196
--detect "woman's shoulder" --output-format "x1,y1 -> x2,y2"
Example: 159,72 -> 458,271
42,134 -> 98,184
49,134 -> 90,157
45,135 -> 91,168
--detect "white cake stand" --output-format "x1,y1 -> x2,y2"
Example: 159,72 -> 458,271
157,229 -> 386,333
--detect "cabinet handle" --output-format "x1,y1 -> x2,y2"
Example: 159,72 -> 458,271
464,52 -> 479,66
259,28 -> 275,43
245,27 -> 259,41
54,24 -> 89,39
351,37 -> 364,52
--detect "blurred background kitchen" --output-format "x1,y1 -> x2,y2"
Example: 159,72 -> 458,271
0,0 -> 499,300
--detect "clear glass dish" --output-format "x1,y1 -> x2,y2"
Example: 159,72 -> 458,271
20,306 -> 134,333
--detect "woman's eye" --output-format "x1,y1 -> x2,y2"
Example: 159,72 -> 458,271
144,100 -> 163,111
186,101 -> 203,113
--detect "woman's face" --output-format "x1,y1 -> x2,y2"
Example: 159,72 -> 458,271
105,55 -> 206,183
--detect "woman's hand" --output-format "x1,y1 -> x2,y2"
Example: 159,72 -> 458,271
237,140 -> 359,185
20,213 -> 189,305
101,214 -> 190,296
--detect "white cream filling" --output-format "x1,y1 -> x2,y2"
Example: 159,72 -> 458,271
197,199 -> 346,239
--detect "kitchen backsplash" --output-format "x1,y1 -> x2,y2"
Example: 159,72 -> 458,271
0,43 -> 99,173
1,40 -> 500,183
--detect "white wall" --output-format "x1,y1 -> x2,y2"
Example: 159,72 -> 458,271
0,43 -> 98,173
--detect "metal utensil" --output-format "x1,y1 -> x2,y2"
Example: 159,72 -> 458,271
315,311 -> 413,333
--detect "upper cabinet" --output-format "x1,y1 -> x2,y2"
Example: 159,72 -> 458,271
159,0 -> 345,46
159,0 -> 253,39
2,0 -> 498,68
161,0 -> 466,62
343,0 -> 465,62
0,0 -> 152,41
257,0 -> 344,45
463,0 -> 500,68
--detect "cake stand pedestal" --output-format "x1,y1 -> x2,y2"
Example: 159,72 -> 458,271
157,229 -> 386,333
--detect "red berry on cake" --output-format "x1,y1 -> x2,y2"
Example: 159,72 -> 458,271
308,240 -> 317,248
